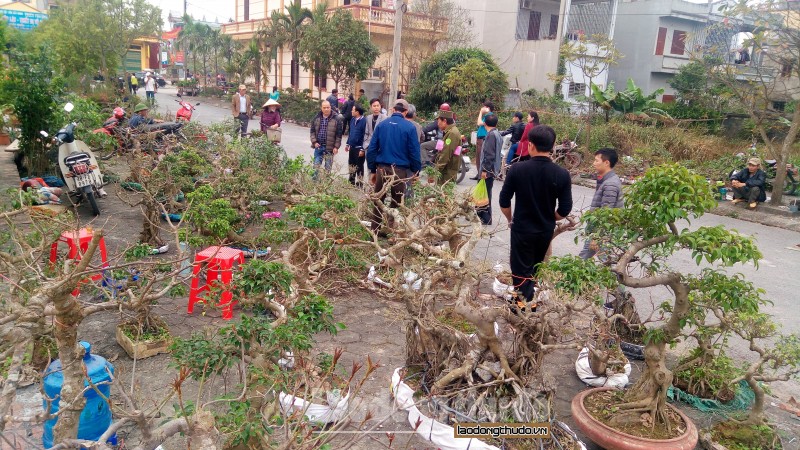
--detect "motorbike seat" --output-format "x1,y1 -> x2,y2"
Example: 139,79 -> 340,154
765,159 -> 777,166
56,123 -> 77,143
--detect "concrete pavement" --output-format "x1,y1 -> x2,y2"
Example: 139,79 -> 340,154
148,87 -> 800,400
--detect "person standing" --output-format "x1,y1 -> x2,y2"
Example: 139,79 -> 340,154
367,99 -> 421,232
260,99 -> 282,132
514,111 -> 540,162
341,94 -> 355,136
358,88 -> 369,110
231,85 -> 252,138
405,104 -> 424,143
501,112 -> 526,167
730,157 -> 767,209
499,125 -> 573,303
434,110 -> 462,185
269,86 -> 280,102
363,98 -> 386,149
346,104 -> 367,186
477,114 -> 502,225
326,88 -> 340,116
130,72 -> 139,95
144,72 -> 157,105
471,101 -> 495,180
579,148 -> 623,260
309,100 -> 342,176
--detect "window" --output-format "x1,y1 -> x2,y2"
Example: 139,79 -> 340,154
548,14 -> 559,39
243,0 -> 249,21
773,101 -> 786,112
655,27 -> 667,55
290,59 -> 299,87
568,82 -> 587,98
313,61 -> 327,90
662,94 -> 675,103
516,2 -> 544,41
527,11 -> 542,40
670,30 -> 686,55
371,0 -> 381,6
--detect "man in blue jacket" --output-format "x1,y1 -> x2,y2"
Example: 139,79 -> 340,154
345,103 -> 367,186
367,99 -> 421,233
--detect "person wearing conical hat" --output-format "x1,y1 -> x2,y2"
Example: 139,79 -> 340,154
260,98 -> 282,132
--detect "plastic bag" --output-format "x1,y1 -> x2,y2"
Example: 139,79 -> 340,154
472,179 -> 489,207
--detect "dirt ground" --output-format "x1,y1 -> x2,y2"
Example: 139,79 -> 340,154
3,158 -> 800,450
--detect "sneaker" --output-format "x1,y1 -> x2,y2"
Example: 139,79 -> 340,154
731,199 -> 744,204
749,202 -> 757,209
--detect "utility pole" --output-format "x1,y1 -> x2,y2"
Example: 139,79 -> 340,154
389,0 -> 406,105
184,0 -> 187,17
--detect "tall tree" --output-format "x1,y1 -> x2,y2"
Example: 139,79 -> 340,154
34,0 -> 162,77
270,0 -> 313,88
298,9 -> 379,91
700,0 -> 800,205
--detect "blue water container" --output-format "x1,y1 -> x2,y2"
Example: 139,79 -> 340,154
42,341 -> 116,448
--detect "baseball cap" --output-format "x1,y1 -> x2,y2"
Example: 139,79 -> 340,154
393,99 -> 409,111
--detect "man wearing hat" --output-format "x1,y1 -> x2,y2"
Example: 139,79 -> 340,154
366,98 -> 421,232
128,103 -> 155,128
433,109 -> 462,184
730,157 -> 767,209
231,85 -> 252,137
260,98 -> 282,132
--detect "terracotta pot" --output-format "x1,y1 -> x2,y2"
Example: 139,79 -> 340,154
0,133 -> 10,146
571,387 -> 698,450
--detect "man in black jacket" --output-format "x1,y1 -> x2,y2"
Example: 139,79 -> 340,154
499,125 -> 573,303
730,157 -> 767,209
501,112 -> 525,167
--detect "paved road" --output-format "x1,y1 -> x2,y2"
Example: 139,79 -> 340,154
150,87 -> 800,398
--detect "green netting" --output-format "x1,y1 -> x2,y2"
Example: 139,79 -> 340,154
667,380 -> 754,413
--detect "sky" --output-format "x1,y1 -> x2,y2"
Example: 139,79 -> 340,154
147,0 -> 236,29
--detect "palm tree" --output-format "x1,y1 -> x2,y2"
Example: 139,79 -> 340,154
270,0 -> 313,88
240,38 -> 272,93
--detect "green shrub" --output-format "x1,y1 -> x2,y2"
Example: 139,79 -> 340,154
278,88 -> 320,124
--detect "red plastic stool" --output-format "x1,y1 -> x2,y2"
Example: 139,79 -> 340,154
49,228 -> 109,296
188,246 -> 245,320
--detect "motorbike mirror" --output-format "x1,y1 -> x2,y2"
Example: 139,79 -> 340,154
40,131 -> 49,138
64,103 -> 74,112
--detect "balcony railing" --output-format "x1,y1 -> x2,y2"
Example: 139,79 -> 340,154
220,4 -> 447,38
334,4 -> 447,35
220,18 -> 268,36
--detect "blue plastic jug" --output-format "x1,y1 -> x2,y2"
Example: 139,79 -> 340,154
42,341 -> 116,448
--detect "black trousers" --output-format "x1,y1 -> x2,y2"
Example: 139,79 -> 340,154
510,230 -> 554,301
348,146 -> 365,185
732,186 -> 762,203
237,113 -> 249,137
476,176 -> 494,225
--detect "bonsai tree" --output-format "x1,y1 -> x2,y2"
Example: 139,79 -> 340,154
556,164 -> 762,430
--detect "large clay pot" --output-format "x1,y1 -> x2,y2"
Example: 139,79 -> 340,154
571,387 -> 698,450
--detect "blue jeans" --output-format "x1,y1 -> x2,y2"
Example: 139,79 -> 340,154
146,90 -> 155,103
313,146 -> 333,177
506,143 -> 518,165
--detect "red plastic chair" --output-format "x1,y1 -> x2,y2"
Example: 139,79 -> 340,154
188,246 -> 245,320
49,228 -> 109,296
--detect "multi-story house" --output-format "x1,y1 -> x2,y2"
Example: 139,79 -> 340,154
221,0 -> 446,101
609,0 -> 762,102
461,0 -> 566,95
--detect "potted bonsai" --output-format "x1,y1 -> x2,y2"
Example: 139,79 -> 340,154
551,164 -> 764,449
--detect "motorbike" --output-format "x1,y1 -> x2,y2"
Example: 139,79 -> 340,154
175,99 -> 200,122
43,103 -> 107,216
552,139 -> 583,171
